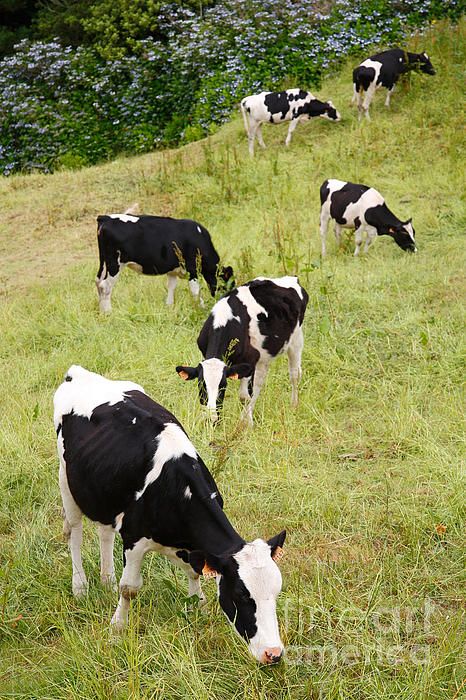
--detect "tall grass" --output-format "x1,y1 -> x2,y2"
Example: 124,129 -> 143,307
0,20 -> 465,700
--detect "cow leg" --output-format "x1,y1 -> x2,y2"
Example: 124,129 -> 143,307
99,524 -> 116,589
96,273 -> 119,313
248,119 -> 259,156
320,207 -> 331,256
256,124 -> 266,149
385,86 -> 394,107
287,325 -> 304,408
163,550 -> 206,606
242,359 -> 269,426
188,278 -> 204,307
111,539 -> 147,630
362,84 -> 375,121
166,272 -> 178,305
59,463 -> 88,597
363,227 -> 377,253
351,83 -> 358,105
354,225 -> 366,256
239,377 -> 251,403
285,119 -> 299,147
334,223 -> 343,246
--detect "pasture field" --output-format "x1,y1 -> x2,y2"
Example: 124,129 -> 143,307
0,19 -> 465,700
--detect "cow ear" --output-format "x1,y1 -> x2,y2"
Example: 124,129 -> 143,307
327,99 -> 334,106
184,550 -> 221,577
221,265 -> 234,280
267,530 -> 286,563
226,363 -> 252,380
176,365 -> 198,381
405,217 -> 412,224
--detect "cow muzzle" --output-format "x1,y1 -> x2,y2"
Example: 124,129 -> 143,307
205,407 -> 219,424
261,647 -> 283,664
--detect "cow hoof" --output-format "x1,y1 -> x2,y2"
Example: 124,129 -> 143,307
240,412 -> 254,428
110,614 -> 126,632
101,573 -> 117,591
72,578 -> 88,598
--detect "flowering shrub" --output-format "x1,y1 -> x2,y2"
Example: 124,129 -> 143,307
0,0 -> 462,175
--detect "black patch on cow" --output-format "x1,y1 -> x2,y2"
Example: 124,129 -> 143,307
329,182 -> 370,224
60,388 -> 240,556
264,91 -> 291,121
354,216 -> 361,229
353,66 -> 376,92
365,205 -> 416,251
320,180 -> 330,206
218,558 -> 258,641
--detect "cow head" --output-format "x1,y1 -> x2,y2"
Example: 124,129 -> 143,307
321,100 -> 341,122
205,265 -> 235,297
183,531 -> 286,663
417,52 -> 436,76
388,218 -> 417,252
176,358 -> 252,421
304,98 -> 341,122
218,265 -> 236,293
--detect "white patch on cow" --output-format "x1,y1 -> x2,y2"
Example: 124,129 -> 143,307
236,285 -> 268,354
197,225 -> 202,233
200,358 -> 226,411
184,485 -> 192,500
253,276 -> 303,300
53,365 -> 144,430
135,423 -> 197,500
211,297 -> 240,329
405,220 -> 416,243
234,539 -> 283,662
360,58 -> 383,85
210,491 -> 217,499
399,57 -> 403,62
108,214 -> 139,223
132,417 -> 137,424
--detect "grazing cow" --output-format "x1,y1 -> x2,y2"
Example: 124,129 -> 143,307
95,212 -> 234,312
352,48 -> 435,120
241,89 -> 341,155
319,179 -> 416,256
176,276 -> 308,425
54,365 -> 286,664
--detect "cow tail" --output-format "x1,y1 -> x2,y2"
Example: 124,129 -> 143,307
96,220 -> 106,280
240,100 -> 249,134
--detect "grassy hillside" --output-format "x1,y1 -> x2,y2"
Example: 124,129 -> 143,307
0,19 -> 465,700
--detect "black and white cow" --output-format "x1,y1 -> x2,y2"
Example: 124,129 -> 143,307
241,89 -> 341,155
54,365 -> 286,664
319,179 -> 416,256
352,48 -> 435,120
176,276 -> 308,425
96,211 -> 234,312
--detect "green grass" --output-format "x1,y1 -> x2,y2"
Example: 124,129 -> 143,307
0,19 -> 465,700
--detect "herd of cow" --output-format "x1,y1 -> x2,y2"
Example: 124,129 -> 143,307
54,47 -> 435,664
